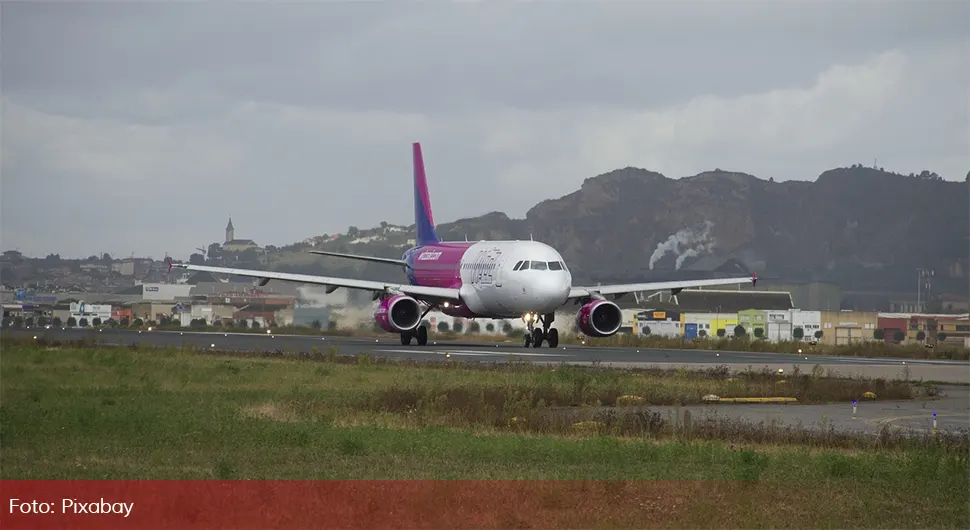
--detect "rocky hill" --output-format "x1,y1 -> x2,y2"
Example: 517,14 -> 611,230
267,165 -> 968,293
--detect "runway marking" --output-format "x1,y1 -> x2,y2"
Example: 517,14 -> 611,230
375,349 -> 572,358
861,412 -> 970,430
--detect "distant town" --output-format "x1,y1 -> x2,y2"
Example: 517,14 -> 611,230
3,217 -> 968,348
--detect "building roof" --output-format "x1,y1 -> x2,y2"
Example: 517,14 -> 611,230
672,289 -> 794,312
683,256 -> 751,274
225,239 -> 257,246
227,217 -> 234,230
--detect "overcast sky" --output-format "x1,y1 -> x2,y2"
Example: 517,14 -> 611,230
2,1 -> 968,259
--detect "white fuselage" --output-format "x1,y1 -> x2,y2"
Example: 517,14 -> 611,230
454,240 -> 572,318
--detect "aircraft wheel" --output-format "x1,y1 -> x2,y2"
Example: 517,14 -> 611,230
532,328 -> 544,348
547,328 -> 559,348
524,333 -> 532,347
400,331 -> 412,345
416,325 -> 428,346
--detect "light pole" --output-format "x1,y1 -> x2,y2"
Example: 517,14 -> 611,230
916,269 -> 934,313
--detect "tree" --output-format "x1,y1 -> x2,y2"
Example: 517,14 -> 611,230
190,253 -> 205,265
251,320 -> 261,329
485,323 -> 495,332
79,318 -> 88,327
207,243 -> 223,260
754,328 -> 764,339
792,327 -> 804,340
893,330 -> 905,342
238,320 -> 249,329
133,318 -> 144,327
642,325 -> 651,336
873,329 -> 885,340
121,317 -> 130,327
453,321 -> 464,333
437,321 -> 450,332
502,322 -> 513,334
916,330 -> 926,341
716,328 -> 726,338
310,320 -> 322,330
92,317 -> 102,327
698,329 -> 707,338
734,325 -> 746,337
13,316 -> 24,327
937,332 -> 947,342
25,316 -> 34,327
469,321 -> 481,332
52,316 -> 62,327
38,316 -> 49,327
814,330 -> 823,339
67,317 -> 77,327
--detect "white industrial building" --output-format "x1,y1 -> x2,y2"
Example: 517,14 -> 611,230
789,309 -> 822,341
638,319 -> 682,338
764,310 -> 792,341
69,301 -> 112,324
141,283 -> 192,301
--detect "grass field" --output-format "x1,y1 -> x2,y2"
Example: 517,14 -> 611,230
2,339 -> 968,528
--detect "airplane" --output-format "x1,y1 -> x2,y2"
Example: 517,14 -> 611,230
166,142 -> 757,348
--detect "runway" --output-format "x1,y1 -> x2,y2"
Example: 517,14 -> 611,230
7,326 -> 969,383
5,327 -> 969,434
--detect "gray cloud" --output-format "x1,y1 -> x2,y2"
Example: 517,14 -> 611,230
2,1 -> 967,259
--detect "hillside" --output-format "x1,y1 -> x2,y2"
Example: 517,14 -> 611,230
268,166 -> 968,293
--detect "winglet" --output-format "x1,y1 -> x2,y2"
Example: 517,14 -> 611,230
165,257 -> 173,272
752,272 -> 757,287
413,142 -> 440,246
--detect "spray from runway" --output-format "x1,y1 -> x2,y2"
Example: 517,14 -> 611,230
648,220 -> 716,270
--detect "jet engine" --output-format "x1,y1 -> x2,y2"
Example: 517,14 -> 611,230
575,299 -> 623,337
374,294 -> 422,333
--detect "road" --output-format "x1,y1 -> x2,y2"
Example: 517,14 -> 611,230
5,328 -> 969,435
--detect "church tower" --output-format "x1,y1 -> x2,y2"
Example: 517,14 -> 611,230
225,217 -> 234,244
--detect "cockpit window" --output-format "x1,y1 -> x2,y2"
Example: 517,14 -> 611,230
548,261 -> 563,270
530,261 -> 548,270
513,260 -> 524,271
520,261 -> 530,270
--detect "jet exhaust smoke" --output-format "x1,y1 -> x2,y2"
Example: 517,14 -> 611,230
648,221 -> 716,270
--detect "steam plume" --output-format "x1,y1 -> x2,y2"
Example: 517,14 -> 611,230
648,220 -> 716,270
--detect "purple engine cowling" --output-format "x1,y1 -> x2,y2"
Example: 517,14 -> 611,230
373,294 -> 422,333
575,299 -> 623,337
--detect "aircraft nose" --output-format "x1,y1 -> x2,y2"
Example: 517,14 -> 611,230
534,273 -> 570,304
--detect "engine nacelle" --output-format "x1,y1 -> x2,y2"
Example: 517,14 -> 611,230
374,294 -> 422,333
575,299 -> 623,338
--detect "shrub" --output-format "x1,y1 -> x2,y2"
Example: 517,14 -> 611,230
793,327 -> 804,340
734,325 -> 746,337
438,321 -> 450,332
874,329 -> 885,340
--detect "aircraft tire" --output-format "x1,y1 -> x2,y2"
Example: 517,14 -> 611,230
547,328 -> 559,348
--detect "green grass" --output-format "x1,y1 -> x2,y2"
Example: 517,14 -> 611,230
2,341 -> 968,528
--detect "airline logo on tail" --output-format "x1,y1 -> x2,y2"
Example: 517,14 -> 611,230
417,250 -> 442,261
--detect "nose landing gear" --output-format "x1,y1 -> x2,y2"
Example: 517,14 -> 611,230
522,313 -> 559,348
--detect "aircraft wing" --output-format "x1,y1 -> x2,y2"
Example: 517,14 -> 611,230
166,261 -> 461,303
568,273 -> 757,300
308,250 -> 408,267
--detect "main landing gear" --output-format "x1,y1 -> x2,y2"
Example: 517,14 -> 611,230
400,325 -> 428,346
523,312 -> 559,348
400,305 -> 434,346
